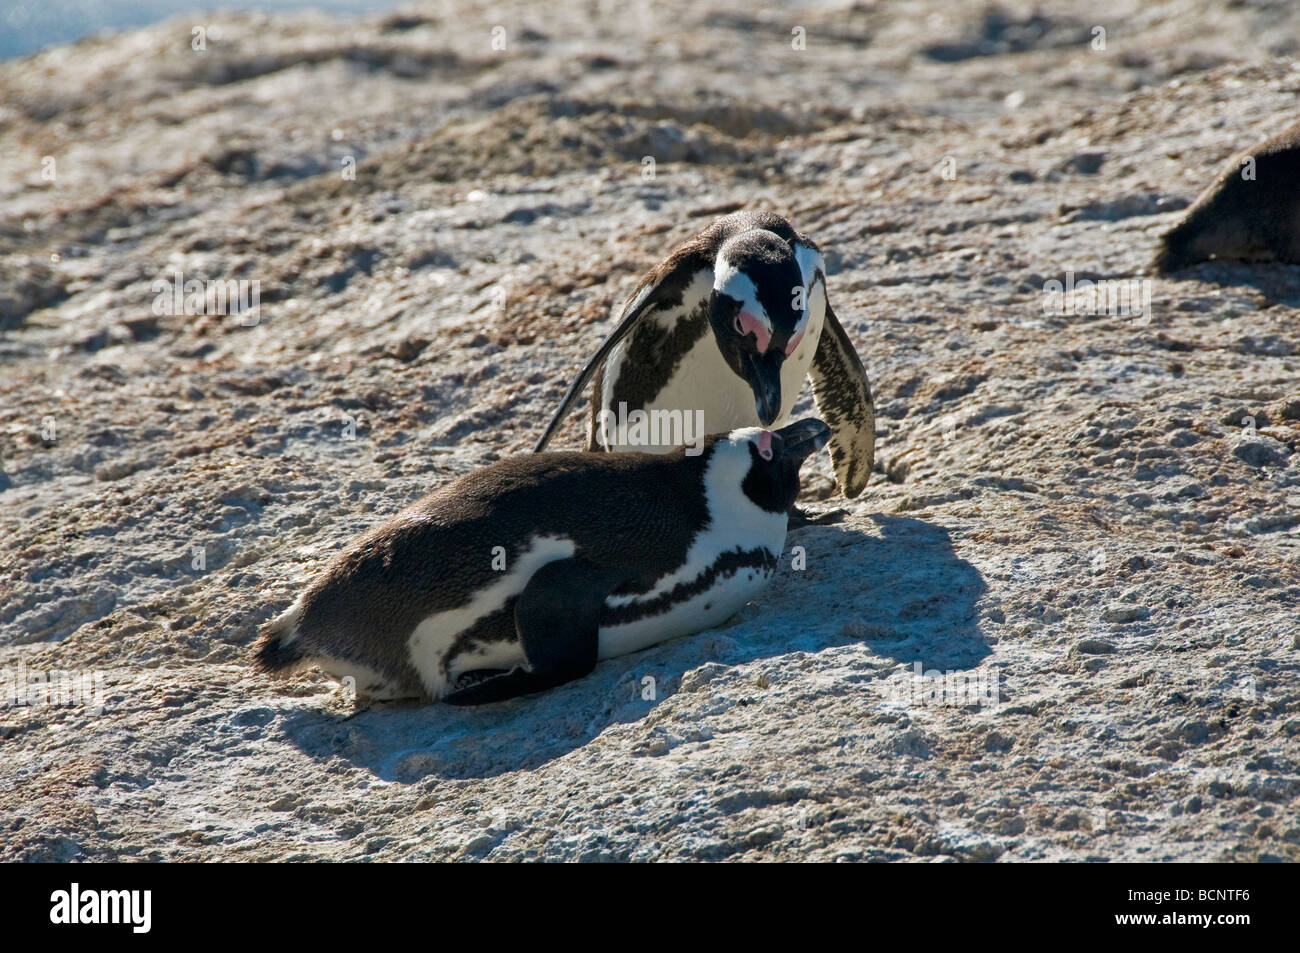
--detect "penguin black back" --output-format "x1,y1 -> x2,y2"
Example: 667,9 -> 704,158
255,450 -> 712,692
253,420 -> 830,704
1156,121 -> 1300,271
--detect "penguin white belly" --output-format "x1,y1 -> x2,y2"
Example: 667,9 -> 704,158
602,295 -> 825,450
601,333 -> 753,454
646,336 -> 757,438
596,468 -> 788,659
595,562 -> 774,659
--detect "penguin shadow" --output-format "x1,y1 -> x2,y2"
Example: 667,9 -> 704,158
275,513 -> 989,782
1160,260 -> 1300,309
788,513 -> 992,671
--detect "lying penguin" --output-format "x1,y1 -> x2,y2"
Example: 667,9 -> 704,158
1155,120 -> 1300,271
533,210 -> 876,497
254,419 -> 830,705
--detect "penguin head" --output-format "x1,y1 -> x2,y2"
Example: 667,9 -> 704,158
710,231 -> 810,426
710,418 -> 830,514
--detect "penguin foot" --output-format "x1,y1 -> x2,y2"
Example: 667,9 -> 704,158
445,556 -> 632,705
340,695 -> 421,719
445,667 -> 551,706
453,669 -> 508,690
788,504 -> 845,527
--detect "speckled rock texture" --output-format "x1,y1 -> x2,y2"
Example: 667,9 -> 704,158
0,0 -> 1297,861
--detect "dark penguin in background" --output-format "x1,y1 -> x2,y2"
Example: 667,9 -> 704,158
533,210 -> 876,498
254,419 -> 831,705
1156,121 -> 1300,271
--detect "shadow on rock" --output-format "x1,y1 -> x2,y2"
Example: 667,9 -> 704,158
274,513 -> 988,781
844,513 -> 991,670
1159,260 -> 1300,310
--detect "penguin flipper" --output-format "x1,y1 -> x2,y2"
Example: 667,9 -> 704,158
808,297 -> 876,498
532,252 -> 710,453
443,557 -> 630,705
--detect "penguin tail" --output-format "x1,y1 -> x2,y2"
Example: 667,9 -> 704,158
252,602 -> 307,675
1152,236 -> 1189,274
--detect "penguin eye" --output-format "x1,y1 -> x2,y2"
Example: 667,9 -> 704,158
759,447 -> 773,461
733,314 -> 745,335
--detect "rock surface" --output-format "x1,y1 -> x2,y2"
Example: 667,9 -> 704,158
0,0 -> 1297,861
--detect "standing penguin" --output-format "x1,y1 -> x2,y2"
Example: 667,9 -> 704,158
254,419 -> 830,705
533,210 -> 876,497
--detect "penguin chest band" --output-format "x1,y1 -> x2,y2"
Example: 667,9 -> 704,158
595,546 -> 778,658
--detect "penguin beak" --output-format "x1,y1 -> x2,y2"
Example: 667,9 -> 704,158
774,418 -> 830,465
747,351 -> 784,427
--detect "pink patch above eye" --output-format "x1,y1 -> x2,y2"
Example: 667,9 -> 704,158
737,311 -> 771,353
784,330 -> 805,356
757,430 -> 774,460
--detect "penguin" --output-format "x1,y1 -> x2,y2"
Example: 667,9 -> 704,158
532,210 -> 876,497
253,418 -> 830,705
1156,121 -> 1300,271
